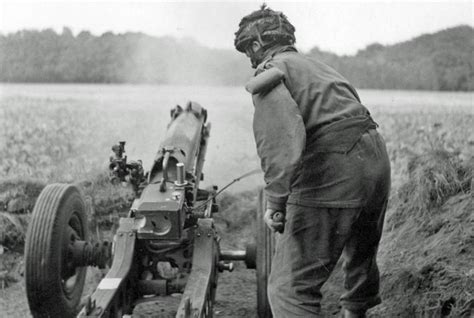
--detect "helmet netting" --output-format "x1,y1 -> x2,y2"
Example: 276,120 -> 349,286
234,5 -> 296,53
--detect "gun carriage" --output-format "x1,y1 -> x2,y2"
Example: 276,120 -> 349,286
24,102 -> 275,318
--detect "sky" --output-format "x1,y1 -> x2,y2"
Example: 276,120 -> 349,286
0,0 -> 472,55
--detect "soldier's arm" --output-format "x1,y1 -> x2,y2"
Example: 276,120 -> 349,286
248,66 -> 306,212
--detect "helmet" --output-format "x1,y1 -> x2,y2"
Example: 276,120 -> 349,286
234,4 -> 296,53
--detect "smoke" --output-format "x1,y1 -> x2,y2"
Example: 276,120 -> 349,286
126,33 -> 251,85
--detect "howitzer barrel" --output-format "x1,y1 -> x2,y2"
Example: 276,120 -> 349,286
149,101 -> 207,184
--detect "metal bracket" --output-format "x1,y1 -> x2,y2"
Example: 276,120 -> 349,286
160,150 -> 172,192
77,218 -> 137,317
176,219 -> 218,317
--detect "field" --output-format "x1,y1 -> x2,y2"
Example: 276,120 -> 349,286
0,84 -> 473,317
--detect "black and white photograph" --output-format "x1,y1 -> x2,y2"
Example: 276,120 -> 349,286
0,0 -> 472,317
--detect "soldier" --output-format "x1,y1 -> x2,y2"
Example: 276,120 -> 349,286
234,5 -> 391,318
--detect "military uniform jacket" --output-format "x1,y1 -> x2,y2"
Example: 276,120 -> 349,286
247,46 -> 379,211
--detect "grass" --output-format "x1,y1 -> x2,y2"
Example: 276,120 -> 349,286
213,190 -> 259,249
388,129 -> 472,230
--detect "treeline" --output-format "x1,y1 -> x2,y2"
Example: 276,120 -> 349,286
0,25 -> 472,90
0,27 -> 251,85
308,26 -> 474,91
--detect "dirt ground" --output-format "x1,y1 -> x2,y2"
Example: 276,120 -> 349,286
132,263 -> 257,317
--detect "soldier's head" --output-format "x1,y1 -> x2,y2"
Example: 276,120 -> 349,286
234,4 -> 296,68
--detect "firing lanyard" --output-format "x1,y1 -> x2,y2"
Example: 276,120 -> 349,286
190,168 -> 262,211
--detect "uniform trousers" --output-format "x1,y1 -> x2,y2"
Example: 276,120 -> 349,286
268,130 -> 390,317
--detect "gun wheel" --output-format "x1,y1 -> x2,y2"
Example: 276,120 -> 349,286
256,189 -> 274,318
25,183 -> 88,318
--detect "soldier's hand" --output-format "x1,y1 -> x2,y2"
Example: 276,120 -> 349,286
264,209 -> 285,233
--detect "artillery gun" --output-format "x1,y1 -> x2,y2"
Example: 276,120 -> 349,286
24,102 -> 275,318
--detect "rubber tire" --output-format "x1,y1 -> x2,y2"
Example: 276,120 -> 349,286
256,189 -> 274,318
25,183 -> 88,318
